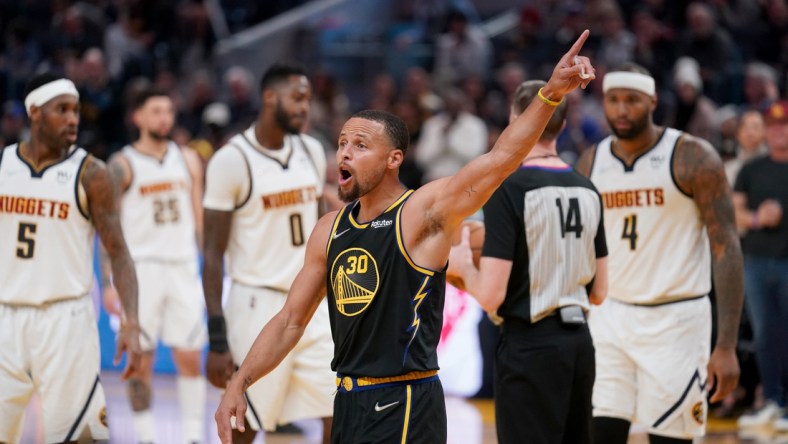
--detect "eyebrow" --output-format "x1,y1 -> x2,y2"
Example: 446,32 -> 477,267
338,132 -> 371,140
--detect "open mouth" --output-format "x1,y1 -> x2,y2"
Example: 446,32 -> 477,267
338,167 -> 353,185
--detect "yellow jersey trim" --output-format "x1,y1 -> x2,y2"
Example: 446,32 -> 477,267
386,189 -> 413,213
395,204 -> 435,276
334,370 -> 438,390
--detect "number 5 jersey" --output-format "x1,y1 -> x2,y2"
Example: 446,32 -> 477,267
589,127 -> 711,305
0,144 -> 94,305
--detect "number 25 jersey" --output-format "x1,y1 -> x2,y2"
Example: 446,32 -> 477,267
119,143 -> 197,262
589,128 -> 710,305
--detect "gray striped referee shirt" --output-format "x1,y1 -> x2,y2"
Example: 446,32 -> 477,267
482,164 -> 607,323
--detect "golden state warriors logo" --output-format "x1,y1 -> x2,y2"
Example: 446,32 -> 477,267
331,248 -> 379,316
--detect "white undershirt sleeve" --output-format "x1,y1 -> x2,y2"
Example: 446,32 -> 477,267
203,144 -> 249,211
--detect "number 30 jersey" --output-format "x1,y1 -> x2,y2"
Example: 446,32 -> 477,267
119,143 -> 197,262
589,128 -> 711,305
0,144 -> 94,305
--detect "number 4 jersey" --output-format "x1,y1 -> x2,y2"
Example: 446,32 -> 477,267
589,128 -> 710,305
0,144 -> 94,305
119,143 -> 197,262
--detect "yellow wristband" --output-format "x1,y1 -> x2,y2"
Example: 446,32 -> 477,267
537,88 -> 563,106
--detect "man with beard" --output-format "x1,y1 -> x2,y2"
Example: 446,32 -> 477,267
575,63 -> 744,444
102,87 -> 207,443
214,32 -> 596,444
202,63 -> 334,444
0,73 -> 141,443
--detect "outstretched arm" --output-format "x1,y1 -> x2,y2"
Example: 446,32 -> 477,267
83,157 -> 141,380
214,211 -> 335,443
674,136 -> 744,403
404,31 -> 595,269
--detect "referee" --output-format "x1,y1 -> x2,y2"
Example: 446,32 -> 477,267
449,80 -> 608,444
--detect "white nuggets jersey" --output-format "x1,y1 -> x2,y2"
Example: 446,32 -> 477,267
119,143 -> 197,262
590,128 -> 710,304
225,130 -> 324,290
0,144 -> 94,305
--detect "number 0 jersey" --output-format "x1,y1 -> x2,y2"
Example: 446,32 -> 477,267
0,144 -> 94,305
119,143 -> 197,262
204,127 -> 326,290
589,128 -> 711,305
325,191 -> 446,377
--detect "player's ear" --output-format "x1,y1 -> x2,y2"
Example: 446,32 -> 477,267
387,148 -> 404,170
262,88 -> 277,108
131,108 -> 142,128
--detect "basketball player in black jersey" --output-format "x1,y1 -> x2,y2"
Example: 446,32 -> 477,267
215,31 -> 596,444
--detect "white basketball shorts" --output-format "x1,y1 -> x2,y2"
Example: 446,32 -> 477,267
588,296 -> 711,439
225,282 -> 335,432
0,296 -> 109,443
136,260 -> 207,352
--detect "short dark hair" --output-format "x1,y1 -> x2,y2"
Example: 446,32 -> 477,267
259,62 -> 307,93
24,73 -> 67,98
610,62 -> 652,77
130,87 -> 170,111
511,80 -> 568,141
353,109 -> 410,154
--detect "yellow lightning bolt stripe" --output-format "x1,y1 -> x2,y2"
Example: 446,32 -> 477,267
407,276 -> 431,347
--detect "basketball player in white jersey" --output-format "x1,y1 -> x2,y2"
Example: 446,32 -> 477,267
0,73 -> 141,443
203,63 -> 334,444
101,88 -> 207,444
575,63 -> 744,444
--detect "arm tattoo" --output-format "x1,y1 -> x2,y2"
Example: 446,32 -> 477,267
83,159 -> 139,323
574,146 -> 597,178
464,185 -> 477,198
674,137 -> 744,349
243,375 -> 253,391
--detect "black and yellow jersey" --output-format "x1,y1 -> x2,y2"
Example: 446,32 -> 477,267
325,190 -> 446,377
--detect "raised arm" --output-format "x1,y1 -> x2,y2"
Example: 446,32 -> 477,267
420,31 -> 593,227
404,31 -> 595,270
214,211 -> 335,443
673,136 -> 744,402
83,156 -> 141,380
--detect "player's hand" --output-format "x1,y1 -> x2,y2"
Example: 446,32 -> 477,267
448,225 -> 474,278
543,30 -> 596,100
115,321 -> 142,380
707,346 -> 740,403
102,286 -> 122,317
215,377 -> 249,443
206,350 -> 234,389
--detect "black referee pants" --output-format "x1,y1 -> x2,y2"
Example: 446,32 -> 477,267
495,315 -> 595,444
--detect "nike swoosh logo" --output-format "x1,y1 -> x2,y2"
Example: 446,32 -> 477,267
374,401 -> 399,412
333,228 -> 351,239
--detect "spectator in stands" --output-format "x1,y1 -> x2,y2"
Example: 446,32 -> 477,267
0,101 -> 26,147
742,62 -> 780,114
676,2 -> 740,104
433,9 -> 492,86
415,87 -> 487,182
733,101 -> 788,433
665,57 -> 718,143
725,110 -> 768,186
223,65 -> 257,129
596,5 -> 636,71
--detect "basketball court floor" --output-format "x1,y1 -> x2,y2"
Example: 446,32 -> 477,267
19,371 -> 788,443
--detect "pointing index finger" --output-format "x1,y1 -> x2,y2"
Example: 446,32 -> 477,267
566,29 -> 590,58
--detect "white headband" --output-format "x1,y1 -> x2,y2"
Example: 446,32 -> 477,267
24,79 -> 80,116
603,72 -> 656,96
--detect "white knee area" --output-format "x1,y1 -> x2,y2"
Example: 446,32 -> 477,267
177,375 -> 206,443
132,410 -> 155,443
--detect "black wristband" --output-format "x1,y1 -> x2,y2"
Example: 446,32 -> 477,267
208,315 -> 230,353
